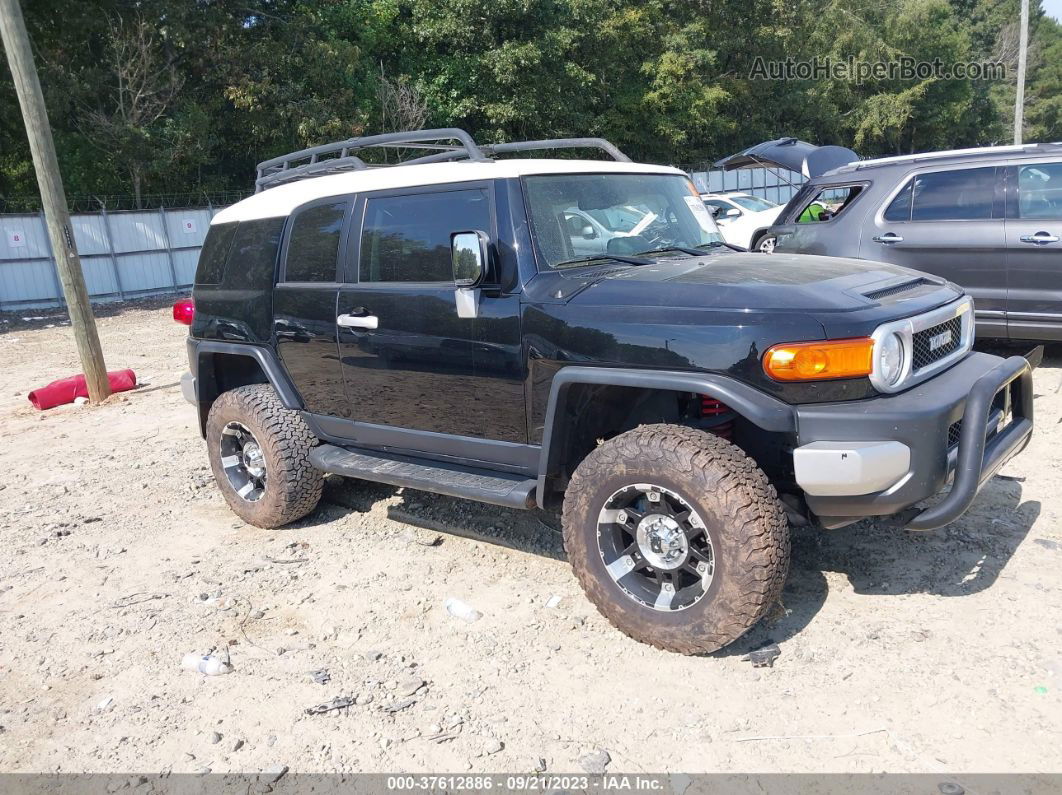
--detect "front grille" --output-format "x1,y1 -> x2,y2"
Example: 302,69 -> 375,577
947,419 -> 962,448
912,316 -> 963,371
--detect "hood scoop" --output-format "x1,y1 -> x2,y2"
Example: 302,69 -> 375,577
862,278 -> 941,303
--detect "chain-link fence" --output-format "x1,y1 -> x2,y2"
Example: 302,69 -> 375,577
0,190 -> 251,214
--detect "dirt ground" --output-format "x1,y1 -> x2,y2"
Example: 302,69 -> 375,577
0,300 -> 1060,776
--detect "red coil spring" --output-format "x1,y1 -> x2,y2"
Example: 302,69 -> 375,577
700,395 -> 735,440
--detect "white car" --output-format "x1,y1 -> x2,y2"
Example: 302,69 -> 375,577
700,192 -> 783,252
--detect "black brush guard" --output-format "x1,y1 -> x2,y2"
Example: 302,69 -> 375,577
906,355 -> 1033,530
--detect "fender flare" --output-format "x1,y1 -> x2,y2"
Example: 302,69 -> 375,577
189,340 -> 302,434
536,366 -> 795,508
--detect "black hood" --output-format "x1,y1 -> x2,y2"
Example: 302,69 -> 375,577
714,138 -> 859,179
543,253 -> 961,318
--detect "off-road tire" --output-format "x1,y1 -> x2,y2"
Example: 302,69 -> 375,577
206,384 -> 324,528
562,424 -> 789,655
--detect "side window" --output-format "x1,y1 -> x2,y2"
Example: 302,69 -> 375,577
564,212 -> 593,237
705,200 -> 739,219
909,167 -> 995,221
1017,163 -> 1062,220
284,201 -> 347,282
795,185 -> 863,223
225,217 -> 285,289
360,188 -> 491,283
194,222 -> 238,285
883,180 -> 914,222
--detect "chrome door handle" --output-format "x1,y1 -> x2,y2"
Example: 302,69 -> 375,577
1019,231 -> 1060,245
337,313 -> 378,329
872,232 -> 903,244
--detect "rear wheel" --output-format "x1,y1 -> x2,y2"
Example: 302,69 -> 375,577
206,384 -> 323,528
562,424 -> 789,654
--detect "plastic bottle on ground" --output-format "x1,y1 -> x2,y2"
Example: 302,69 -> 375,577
181,653 -> 232,675
444,597 -> 483,623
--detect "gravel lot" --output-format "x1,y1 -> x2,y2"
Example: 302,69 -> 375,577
0,301 -> 1060,775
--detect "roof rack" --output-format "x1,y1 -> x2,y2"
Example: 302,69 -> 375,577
838,141 -> 1062,173
254,129 -> 631,192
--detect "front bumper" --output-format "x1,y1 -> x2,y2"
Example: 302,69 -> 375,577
794,351 -> 1034,530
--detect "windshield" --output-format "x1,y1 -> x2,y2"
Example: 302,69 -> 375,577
523,173 -> 723,269
729,194 -> 778,212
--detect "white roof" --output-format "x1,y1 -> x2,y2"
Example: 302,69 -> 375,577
213,159 -> 686,224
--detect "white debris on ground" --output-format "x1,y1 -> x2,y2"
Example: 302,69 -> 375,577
0,300 -> 1060,773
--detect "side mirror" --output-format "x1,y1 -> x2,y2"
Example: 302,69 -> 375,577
581,225 -> 597,240
451,230 -> 489,288
724,207 -> 741,218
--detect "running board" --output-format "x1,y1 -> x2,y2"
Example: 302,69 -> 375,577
310,444 -> 537,509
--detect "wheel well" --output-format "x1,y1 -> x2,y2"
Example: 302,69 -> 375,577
541,384 -> 793,508
751,229 -> 771,247
194,352 -> 270,435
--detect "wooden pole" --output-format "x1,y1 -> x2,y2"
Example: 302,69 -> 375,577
1014,0 -> 1029,145
0,0 -> 110,401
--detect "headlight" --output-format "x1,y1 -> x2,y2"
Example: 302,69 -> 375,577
877,332 -> 905,386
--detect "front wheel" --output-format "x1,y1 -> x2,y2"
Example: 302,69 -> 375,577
562,425 -> 789,655
755,234 -> 777,254
205,384 -> 324,528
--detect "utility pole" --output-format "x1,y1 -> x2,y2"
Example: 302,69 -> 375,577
1014,0 -> 1030,145
0,0 -> 110,401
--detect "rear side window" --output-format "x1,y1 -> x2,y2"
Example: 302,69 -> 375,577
285,202 -> 347,282
226,218 -> 285,288
794,185 -> 863,223
194,222 -> 237,285
883,181 -> 913,222
1017,163 -> 1062,220
891,167 -> 996,221
360,188 -> 491,283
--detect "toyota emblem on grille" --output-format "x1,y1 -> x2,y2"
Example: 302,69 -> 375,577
929,329 -> 953,352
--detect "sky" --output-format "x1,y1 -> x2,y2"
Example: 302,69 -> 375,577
1045,0 -> 1062,22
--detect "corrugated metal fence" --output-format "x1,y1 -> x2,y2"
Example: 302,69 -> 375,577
0,207 -> 217,311
688,166 -> 805,205
0,167 -> 803,311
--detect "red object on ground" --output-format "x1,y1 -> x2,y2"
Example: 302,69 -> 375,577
172,298 -> 195,325
28,369 -> 137,410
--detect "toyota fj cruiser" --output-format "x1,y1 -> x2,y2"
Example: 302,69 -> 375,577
178,129 -> 1035,655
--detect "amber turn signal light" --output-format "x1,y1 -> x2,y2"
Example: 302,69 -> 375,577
763,338 -> 874,381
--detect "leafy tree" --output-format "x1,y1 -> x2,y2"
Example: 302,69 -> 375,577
1,0 -> 1059,206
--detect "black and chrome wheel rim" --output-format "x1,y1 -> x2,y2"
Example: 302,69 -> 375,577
759,236 -> 776,254
219,422 -> 267,502
596,484 -> 715,612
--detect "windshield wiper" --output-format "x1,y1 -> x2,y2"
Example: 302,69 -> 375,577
553,254 -> 652,269
696,241 -> 748,253
634,246 -> 707,258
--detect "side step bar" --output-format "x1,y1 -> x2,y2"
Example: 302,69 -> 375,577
310,444 -> 537,510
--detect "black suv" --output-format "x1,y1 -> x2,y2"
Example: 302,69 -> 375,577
735,140 -> 1062,341
178,129 -> 1036,655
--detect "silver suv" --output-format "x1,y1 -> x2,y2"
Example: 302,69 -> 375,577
741,142 -> 1062,341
